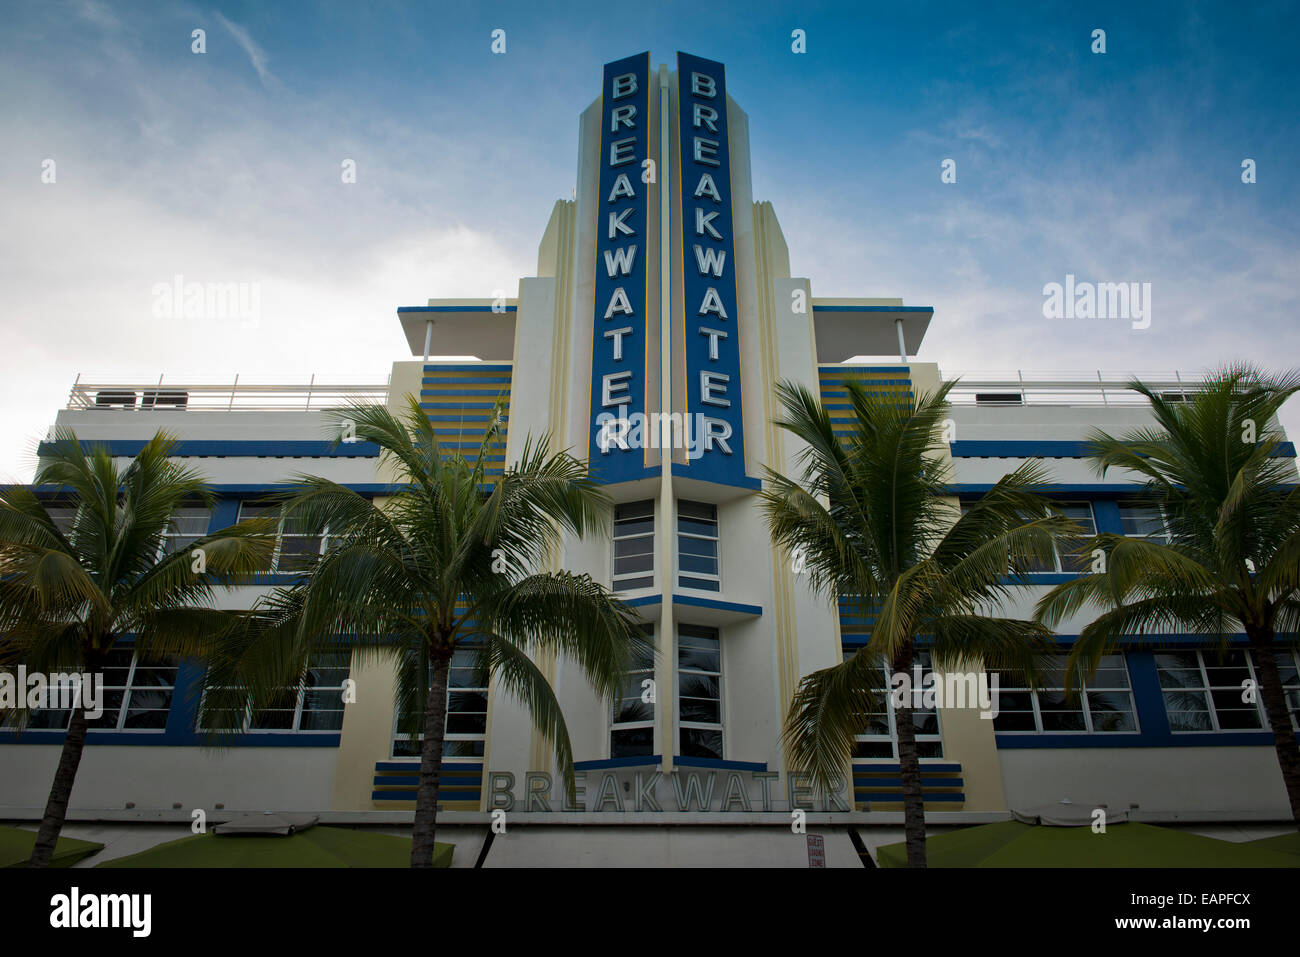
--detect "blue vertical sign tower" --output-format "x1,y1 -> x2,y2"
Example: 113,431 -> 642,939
589,52 -> 652,484
676,52 -> 748,487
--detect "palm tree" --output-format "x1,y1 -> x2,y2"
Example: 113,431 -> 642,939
1036,362 -> 1300,827
224,396 -> 648,867
0,432 -> 273,866
761,378 -> 1074,867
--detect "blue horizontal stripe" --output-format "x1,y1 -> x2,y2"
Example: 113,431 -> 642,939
952,440 -> 1298,459
813,307 -> 932,315
38,440 -> 379,458
851,762 -> 963,773
375,761 -> 482,772
674,756 -> 768,772
422,364 -> 513,371
856,792 -> 964,802
371,790 -> 482,801
400,305 -> 516,313
574,755 -> 663,771
853,777 -> 964,788
672,594 -> 762,616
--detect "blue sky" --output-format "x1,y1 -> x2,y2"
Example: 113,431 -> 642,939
1,0 -> 1298,478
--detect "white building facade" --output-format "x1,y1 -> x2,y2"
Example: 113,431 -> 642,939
3,53 -> 1297,866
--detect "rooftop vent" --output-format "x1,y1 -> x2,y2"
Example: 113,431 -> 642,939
94,390 -> 137,409
142,389 -> 189,410
974,392 -> 1023,406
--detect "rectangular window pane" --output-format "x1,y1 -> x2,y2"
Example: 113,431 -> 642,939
613,500 -> 654,591
677,501 -> 719,589
677,625 -> 721,759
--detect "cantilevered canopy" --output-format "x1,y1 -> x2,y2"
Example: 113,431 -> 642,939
398,301 -> 518,360
876,820 -> 1300,868
812,302 -> 932,362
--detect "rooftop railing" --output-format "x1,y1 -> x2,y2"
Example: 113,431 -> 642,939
942,370 -> 1205,407
67,375 -> 392,412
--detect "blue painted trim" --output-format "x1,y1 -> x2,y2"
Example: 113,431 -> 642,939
38,440 -> 379,458
0,730 -> 341,747
574,755 -> 662,771
669,462 -> 762,490
858,792 -> 964,802
371,790 -> 482,801
853,777 -> 965,788
399,305 -> 517,313
950,484 -> 1152,494
852,762 -> 963,773
623,595 -> 662,608
376,761 -> 483,772
951,440 -> 1296,459
674,756 -> 768,772
813,306 -> 933,314
672,594 -> 762,616
29,483 -> 399,497
422,364 -> 512,371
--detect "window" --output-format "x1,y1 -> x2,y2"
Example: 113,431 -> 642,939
237,502 -> 326,572
393,647 -> 488,759
159,506 -> 211,557
678,624 -> 722,759
44,505 -> 78,539
200,652 -> 351,733
677,500 -> 719,591
22,649 -> 178,732
612,500 -> 654,591
1119,503 -> 1170,544
1014,502 -> 1097,572
611,625 -> 655,757
842,648 -> 943,759
1157,650 -> 1266,732
993,654 -> 1137,733
1274,650 -> 1300,731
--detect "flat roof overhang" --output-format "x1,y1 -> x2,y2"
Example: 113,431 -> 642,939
398,301 -> 518,360
812,303 -> 932,362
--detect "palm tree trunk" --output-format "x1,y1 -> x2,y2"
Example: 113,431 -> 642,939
894,646 -> 928,867
1251,636 -> 1300,828
410,654 -> 451,867
28,704 -> 89,867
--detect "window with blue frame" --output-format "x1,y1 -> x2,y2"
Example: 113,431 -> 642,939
13,649 -> 178,732
1156,650 -> 1300,732
392,647 -> 488,759
1031,502 -> 1097,572
991,654 -> 1137,733
612,500 -> 655,591
677,500 -> 720,591
611,624 -> 655,757
199,652 -> 351,733
236,502 -> 327,573
841,647 -> 943,759
678,624 -> 722,759
158,505 -> 212,558
1118,503 -> 1170,544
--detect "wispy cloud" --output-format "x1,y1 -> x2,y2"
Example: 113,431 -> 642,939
214,12 -> 279,91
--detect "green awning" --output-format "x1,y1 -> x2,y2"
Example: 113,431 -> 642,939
0,825 -> 104,868
877,820 -> 1300,868
1244,831 -> 1300,857
98,826 -> 453,868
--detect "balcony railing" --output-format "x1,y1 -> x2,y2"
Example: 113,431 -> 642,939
942,370 -> 1205,407
67,375 -> 391,413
